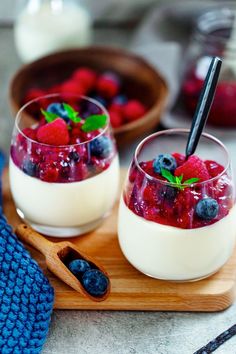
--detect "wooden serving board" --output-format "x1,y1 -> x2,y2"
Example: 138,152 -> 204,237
3,169 -> 236,312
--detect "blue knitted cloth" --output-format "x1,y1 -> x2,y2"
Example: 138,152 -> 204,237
0,151 -> 54,353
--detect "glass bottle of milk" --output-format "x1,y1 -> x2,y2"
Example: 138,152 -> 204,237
14,0 -> 92,63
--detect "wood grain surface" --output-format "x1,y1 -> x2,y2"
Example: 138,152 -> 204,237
2,168 -> 236,311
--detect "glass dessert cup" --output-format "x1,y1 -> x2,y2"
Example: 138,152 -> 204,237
10,94 -> 119,237
118,129 -> 236,282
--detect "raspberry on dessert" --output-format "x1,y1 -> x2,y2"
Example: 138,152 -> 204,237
174,188 -> 197,228
96,74 -> 120,99
139,160 -> 157,177
68,259 -> 91,277
39,163 -> 59,182
172,152 -> 186,167
82,269 -> 109,296
175,155 -> 210,182
72,67 -> 97,92
37,118 -> 70,146
47,102 -> 69,122
195,198 -> 219,220
123,100 -> 146,122
204,160 -> 225,178
90,136 -> 112,158
153,154 -> 177,174
22,128 -> 37,141
109,110 -> 123,128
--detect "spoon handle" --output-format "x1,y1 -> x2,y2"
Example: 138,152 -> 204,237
185,57 -> 222,158
16,224 -> 53,256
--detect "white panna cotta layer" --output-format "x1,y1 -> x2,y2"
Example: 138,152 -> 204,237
10,155 -> 119,229
118,197 -> 236,281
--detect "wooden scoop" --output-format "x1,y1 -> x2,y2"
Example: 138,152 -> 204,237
15,224 -> 110,302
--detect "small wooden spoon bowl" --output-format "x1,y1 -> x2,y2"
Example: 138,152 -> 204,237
15,224 -> 110,302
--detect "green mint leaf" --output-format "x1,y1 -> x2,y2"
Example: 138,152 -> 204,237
175,176 -> 182,185
184,177 -> 200,185
161,168 -> 176,183
41,109 -> 58,123
179,174 -> 184,183
62,103 -> 81,123
81,114 -> 107,132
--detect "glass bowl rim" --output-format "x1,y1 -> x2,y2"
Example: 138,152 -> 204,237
134,128 -> 231,187
14,93 -> 110,148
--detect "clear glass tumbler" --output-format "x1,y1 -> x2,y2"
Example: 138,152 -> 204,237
118,129 -> 235,281
10,94 -> 119,237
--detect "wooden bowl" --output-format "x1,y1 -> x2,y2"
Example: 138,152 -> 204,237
9,46 -> 168,146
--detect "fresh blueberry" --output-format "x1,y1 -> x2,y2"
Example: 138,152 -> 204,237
68,151 -> 80,162
22,160 -> 38,177
195,198 -> 219,220
153,154 -> 177,174
82,269 -> 109,296
160,186 -> 177,201
90,136 -> 112,158
68,259 -> 91,277
113,94 -> 128,105
47,102 -> 69,122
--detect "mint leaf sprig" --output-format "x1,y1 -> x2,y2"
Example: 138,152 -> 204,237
161,168 -> 199,190
63,103 -> 81,123
41,103 -> 108,132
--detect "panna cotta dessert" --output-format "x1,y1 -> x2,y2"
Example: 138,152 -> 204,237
10,94 -> 119,237
118,130 -> 236,281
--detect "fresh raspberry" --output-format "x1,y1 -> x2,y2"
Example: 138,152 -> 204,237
22,128 -> 37,141
37,118 -> 69,146
24,88 -> 46,103
123,100 -> 146,122
48,84 -> 61,94
72,67 -> 97,92
204,160 -> 225,178
109,110 -> 123,128
175,155 -> 210,182
109,102 -> 124,115
172,152 -> 186,166
60,80 -> 86,95
96,76 -> 119,98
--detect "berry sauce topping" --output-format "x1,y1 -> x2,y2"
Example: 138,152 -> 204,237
23,67 -> 147,129
125,153 -> 234,229
11,101 -> 116,183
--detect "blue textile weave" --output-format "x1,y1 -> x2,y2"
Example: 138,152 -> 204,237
0,151 -> 54,353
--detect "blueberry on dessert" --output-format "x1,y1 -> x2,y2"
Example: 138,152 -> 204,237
90,136 -> 112,158
195,198 -> 219,220
153,154 -> 177,174
47,102 -> 70,122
